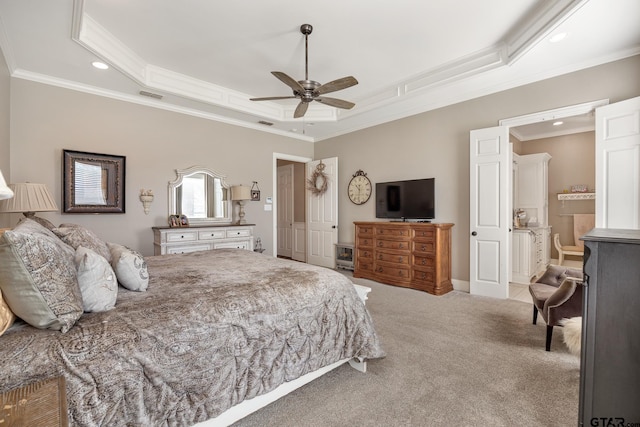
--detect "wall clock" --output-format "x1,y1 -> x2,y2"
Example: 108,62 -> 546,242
348,170 -> 372,205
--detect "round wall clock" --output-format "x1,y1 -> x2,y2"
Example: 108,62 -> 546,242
348,170 -> 372,205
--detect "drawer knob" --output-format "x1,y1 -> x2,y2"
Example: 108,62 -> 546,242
421,244 -> 426,251
378,241 -> 383,247
378,254 -> 383,260
421,273 -> 426,279
421,259 -> 426,265
398,256 -> 403,262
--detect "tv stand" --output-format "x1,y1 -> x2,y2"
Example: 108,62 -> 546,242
353,221 -> 454,295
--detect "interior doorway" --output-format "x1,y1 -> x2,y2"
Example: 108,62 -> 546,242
470,99 -> 607,299
276,159 -> 307,261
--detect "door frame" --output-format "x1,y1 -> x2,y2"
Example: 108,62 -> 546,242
470,99 -> 609,297
272,153 -> 312,257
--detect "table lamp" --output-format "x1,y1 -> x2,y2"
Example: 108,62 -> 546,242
230,185 -> 251,225
0,182 -> 58,218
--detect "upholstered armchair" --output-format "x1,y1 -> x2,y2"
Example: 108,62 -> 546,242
529,265 -> 583,351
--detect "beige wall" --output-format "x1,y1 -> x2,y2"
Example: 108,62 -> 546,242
0,48 -> 10,228
8,79 -> 314,256
315,55 -> 640,284
4,54 -> 640,281
517,131 -> 595,261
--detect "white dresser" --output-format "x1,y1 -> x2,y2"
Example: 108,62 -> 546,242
152,224 -> 255,255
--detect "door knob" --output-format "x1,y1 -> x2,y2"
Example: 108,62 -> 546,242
332,225 -> 336,229
471,231 -> 477,236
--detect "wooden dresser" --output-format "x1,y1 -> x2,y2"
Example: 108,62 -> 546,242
152,224 -> 254,255
353,222 -> 454,295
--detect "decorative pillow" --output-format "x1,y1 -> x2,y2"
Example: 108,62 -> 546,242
75,246 -> 118,312
53,223 -> 111,263
0,289 -> 16,336
29,215 -> 57,231
107,242 -> 149,292
0,219 -> 82,332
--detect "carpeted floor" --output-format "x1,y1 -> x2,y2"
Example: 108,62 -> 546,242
233,276 -> 580,427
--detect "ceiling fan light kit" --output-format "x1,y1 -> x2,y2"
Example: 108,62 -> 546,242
250,24 -> 358,118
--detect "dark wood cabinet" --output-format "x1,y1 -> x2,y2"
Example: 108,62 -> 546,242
579,228 -> 640,426
353,222 -> 453,295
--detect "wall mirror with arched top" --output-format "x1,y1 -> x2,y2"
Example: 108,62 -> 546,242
168,166 -> 231,225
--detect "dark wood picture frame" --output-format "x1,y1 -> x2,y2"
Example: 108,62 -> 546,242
63,150 -> 126,213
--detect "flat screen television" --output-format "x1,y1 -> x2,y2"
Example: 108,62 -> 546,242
375,178 -> 435,221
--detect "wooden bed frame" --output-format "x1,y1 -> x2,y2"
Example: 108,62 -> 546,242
195,284 -> 371,427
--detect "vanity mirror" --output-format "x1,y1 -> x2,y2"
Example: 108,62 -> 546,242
168,166 -> 231,225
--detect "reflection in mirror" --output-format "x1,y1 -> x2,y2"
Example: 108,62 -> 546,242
168,166 -> 231,224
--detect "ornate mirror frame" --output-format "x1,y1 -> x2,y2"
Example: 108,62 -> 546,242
168,166 -> 232,225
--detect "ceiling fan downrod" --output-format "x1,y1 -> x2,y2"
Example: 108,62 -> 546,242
301,24 -> 312,82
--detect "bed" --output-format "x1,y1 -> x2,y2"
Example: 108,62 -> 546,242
0,219 -> 384,426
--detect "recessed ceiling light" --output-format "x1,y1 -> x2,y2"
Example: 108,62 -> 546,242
92,61 -> 109,70
549,32 -> 568,43
553,121 -> 564,126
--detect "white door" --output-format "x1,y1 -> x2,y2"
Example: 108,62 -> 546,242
470,126 -> 511,299
277,164 -> 294,257
595,96 -> 640,229
306,157 -> 338,268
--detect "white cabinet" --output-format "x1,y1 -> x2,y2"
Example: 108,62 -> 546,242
153,225 -> 254,255
514,152 -> 551,227
511,227 -> 550,284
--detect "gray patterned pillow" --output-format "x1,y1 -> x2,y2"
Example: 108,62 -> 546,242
75,246 -> 118,312
107,242 -> 149,291
53,223 -> 111,262
0,219 -> 83,332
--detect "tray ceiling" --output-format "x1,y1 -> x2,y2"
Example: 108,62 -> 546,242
0,0 -> 638,141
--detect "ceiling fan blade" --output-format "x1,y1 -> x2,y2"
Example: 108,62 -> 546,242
272,71 -> 305,93
315,97 -> 355,110
315,76 -> 358,95
250,96 -> 298,101
294,102 -> 309,118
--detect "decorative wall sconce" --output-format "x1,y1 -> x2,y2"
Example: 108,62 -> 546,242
251,181 -> 260,201
139,189 -> 154,215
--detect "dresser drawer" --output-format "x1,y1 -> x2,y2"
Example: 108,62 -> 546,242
413,255 -> 435,269
375,264 -> 410,279
413,228 -> 435,240
376,227 -> 410,238
358,237 -> 374,248
357,248 -> 373,259
226,228 -> 252,238
166,231 -> 198,242
412,269 -> 435,285
412,240 -> 435,254
356,225 -> 374,236
214,240 -> 251,250
167,244 -> 210,254
357,259 -> 374,272
376,239 -> 410,251
376,251 -> 409,265
198,230 -> 226,240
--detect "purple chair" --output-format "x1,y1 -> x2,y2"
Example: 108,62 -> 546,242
529,265 -> 583,351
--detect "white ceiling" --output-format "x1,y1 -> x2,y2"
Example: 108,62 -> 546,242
0,0 -> 638,142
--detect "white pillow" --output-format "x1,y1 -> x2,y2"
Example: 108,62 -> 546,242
107,242 -> 149,292
75,246 -> 118,312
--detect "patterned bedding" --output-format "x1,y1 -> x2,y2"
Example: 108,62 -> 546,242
0,249 -> 384,426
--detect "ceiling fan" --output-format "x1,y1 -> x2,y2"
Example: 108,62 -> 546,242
250,24 -> 358,119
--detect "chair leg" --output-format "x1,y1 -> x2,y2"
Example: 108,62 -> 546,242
546,325 -> 553,351
533,306 -> 538,325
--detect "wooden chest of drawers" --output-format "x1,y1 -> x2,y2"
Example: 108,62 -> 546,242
354,222 -> 453,295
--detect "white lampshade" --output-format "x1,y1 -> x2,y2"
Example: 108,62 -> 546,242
0,170 -> 13,200
231,185 -> 252,201
0,183 -> 58,217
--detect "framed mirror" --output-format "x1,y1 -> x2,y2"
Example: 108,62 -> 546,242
168,166 -> 231,225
